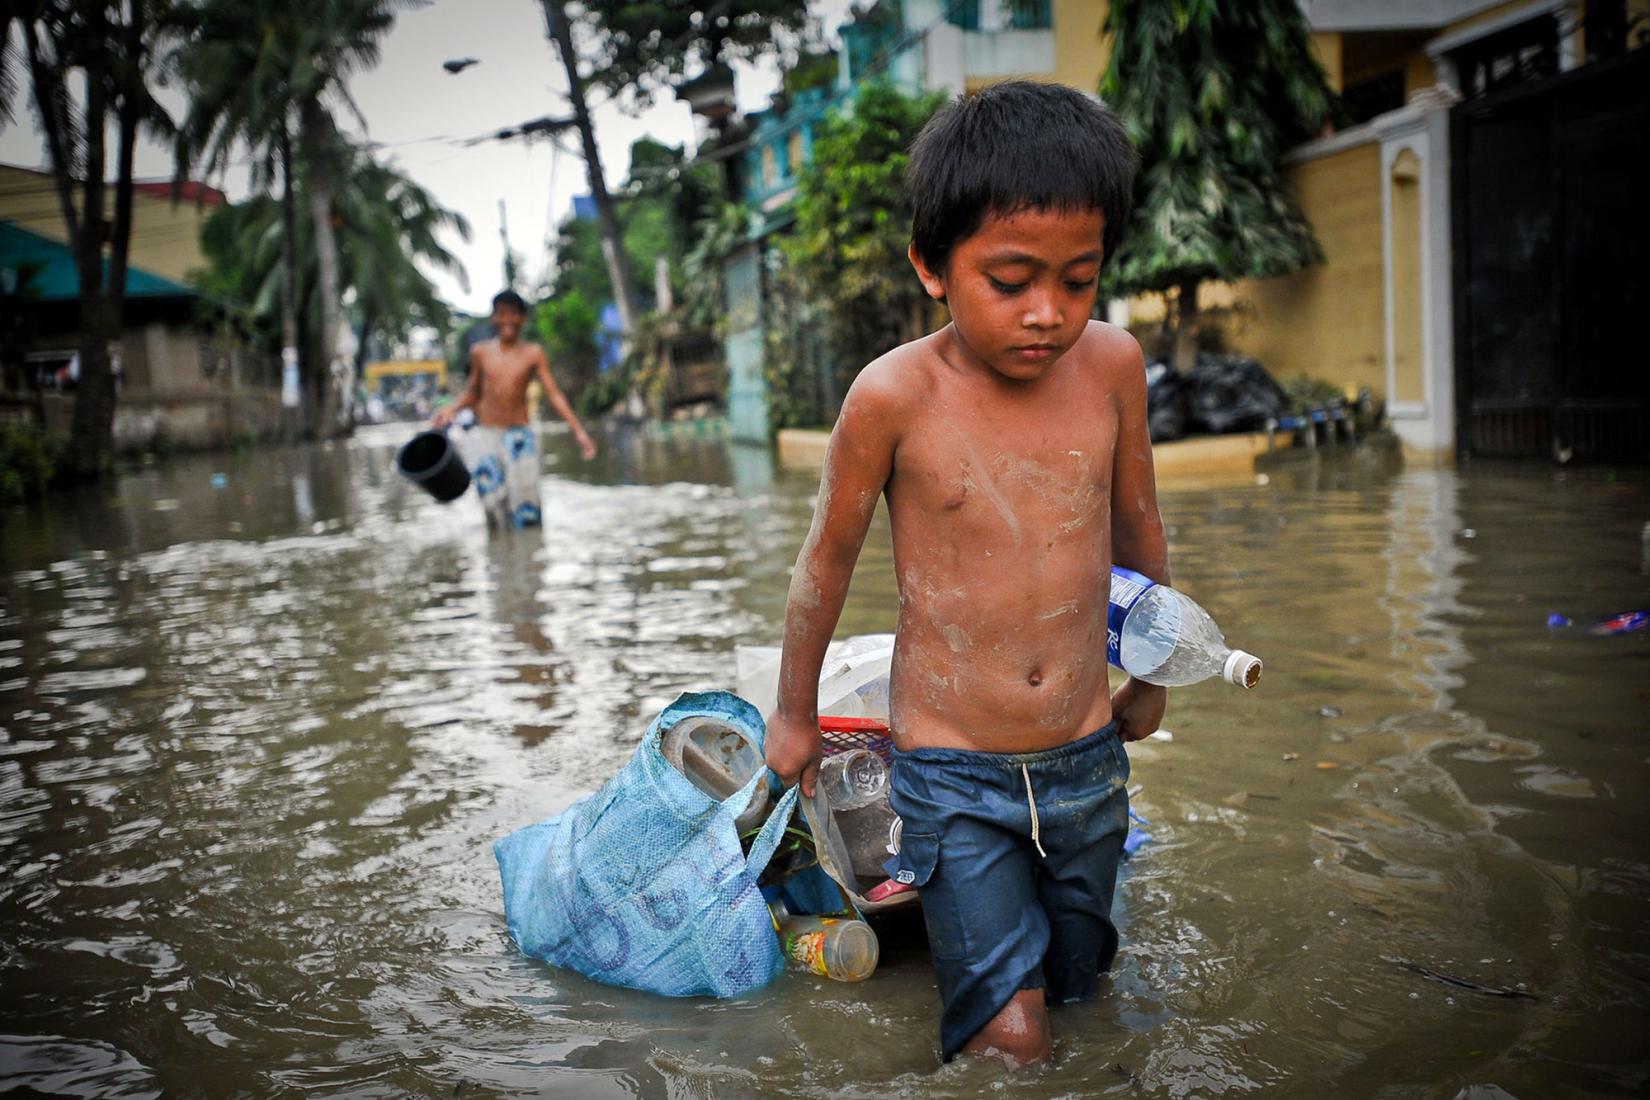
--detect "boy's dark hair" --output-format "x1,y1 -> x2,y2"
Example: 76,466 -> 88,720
907,81 -> 1138,273
492,289 -> 529,314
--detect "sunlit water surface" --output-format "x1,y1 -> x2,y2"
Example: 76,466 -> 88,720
1,423 -> 1647,1098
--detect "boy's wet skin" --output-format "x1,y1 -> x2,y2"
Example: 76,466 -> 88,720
768,83 -> 1163,1069
432,298 -> 597,458
778,207 -> 1168,757
767,203 -> 1167,1068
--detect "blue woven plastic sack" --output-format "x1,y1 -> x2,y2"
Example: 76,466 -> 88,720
495,691 -> 799,998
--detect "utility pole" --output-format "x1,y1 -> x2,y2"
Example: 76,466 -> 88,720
539,0 -> 640,336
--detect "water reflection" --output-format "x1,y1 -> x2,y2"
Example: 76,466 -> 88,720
1,425 -> 1647,1097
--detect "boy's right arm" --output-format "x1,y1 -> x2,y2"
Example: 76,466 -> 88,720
765,373 -> 901,796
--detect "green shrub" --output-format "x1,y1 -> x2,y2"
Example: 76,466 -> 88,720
575,362 -> 632,421
0,419 -> 67,503
1281,373 -> 1346,414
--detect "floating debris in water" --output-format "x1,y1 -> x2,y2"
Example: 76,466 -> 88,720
1383,956 -> 1538,999
1547,610 -> 1647,634
1282,752 -> 1300,762
1318,706 -> 1343,718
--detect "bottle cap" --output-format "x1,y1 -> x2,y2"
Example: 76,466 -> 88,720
1222,650 -> 1262,688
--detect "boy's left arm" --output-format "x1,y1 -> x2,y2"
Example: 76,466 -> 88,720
535,349 -> 598,460
1108,335 -> 1170,741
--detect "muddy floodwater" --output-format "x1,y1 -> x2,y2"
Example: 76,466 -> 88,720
1,422 -> 1647,1098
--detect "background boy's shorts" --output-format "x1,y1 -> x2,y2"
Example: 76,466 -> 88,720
461,426 -> 542,529
889,722 -> 1130,1061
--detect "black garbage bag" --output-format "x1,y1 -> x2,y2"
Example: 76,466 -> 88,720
1145,360 -> 1187,443
1183,353 -> 1289,434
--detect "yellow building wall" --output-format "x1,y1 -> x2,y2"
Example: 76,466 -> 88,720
1052,0 -> 1111,92
1311,32 -> 1345,90
1389,150 -> 1424,404
1221,141 -> 1387,398
0,164 -> 213,287
0,164 -> 69,246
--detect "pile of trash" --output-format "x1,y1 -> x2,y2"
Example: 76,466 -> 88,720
1147,353 -> 1292,443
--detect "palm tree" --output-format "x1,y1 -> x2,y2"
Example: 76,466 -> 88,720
194,148 -> 468,381
333,147 -> 470,377
171,0 -> 409,438
172,0 -> 303,429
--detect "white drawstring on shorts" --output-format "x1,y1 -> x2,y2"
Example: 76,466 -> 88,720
1022,763 -> 1048,859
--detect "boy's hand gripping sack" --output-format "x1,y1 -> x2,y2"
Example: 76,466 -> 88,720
494,691 -> 799,998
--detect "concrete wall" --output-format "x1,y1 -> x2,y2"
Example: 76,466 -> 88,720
962,28 -> 1056,83
39,389 -> 290,454
1052,0 -> 1110,92
120,324 -> 205,392
1214,99 -> 1457,462
1222,142 -> 1387,398
722,243 -> 769,444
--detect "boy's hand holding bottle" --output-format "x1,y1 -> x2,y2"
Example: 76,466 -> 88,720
764,708 -> 823,798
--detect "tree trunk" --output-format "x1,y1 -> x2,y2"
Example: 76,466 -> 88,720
66,6 -> 116,481
542,0 -> 640,336
1171,278 -> 1201,375
353,308 -> 373,381
278,124 -> 303,437
78,0 -> 145,475
300,98 -> 345,439
25,11 -> 119,480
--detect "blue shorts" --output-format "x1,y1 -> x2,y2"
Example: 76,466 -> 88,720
889,722 -> 1130,1061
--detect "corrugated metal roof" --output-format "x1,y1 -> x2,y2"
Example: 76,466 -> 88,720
0,219 -> 196,301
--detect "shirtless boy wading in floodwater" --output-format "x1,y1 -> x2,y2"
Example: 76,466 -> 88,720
432,290 -> 597,529
765,83 -> 1168,1067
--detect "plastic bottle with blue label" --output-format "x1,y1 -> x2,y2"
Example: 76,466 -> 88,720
1108,567 -> 1263,688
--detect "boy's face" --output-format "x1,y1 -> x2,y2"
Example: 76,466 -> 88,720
910,206 -> 1105,382
491,305 -> 526,342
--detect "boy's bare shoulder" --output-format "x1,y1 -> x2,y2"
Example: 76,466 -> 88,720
1070,320 -> 1146,384
840,333 -> 944,420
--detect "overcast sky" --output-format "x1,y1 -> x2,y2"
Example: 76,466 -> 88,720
0,0 -> 856,316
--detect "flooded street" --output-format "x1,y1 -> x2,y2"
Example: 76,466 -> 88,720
2,423 -> 1647,1098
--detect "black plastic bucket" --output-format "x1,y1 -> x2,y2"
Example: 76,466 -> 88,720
396,430 -> 471,503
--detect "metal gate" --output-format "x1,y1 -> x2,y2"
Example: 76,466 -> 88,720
1451,49 -> 1650,462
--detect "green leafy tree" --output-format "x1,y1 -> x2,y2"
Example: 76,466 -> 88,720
535,0 -> 808,339
336,148 -> 470,375
786,80 -> 945,378
1101,0 -> 1337,372
5,0 -> 176,480
574,0 -> 810,103
172,0 -> 303,424
192,148 -> 468,381
535,290 -> 601,399
540,137 -> 723,401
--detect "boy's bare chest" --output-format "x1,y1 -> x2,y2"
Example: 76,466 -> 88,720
477,351 -> 535,392
892,398 -> 1116,540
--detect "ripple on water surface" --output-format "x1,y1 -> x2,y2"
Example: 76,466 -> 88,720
1,430 -> 1648,1096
